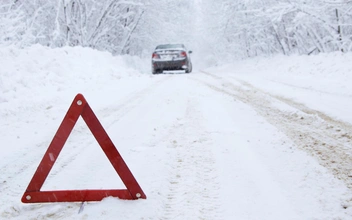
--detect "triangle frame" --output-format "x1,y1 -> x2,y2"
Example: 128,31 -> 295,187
21,93 -> 146,203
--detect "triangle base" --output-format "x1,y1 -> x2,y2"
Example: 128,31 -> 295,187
21,189 -> 139,203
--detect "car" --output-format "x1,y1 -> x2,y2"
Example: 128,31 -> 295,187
151,44 -> 192,74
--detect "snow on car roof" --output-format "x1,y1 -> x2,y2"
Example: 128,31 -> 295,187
155,44 -> 185,50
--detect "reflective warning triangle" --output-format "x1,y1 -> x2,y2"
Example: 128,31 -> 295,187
21,93 -> 146,203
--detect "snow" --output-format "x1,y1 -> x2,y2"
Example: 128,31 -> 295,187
206,53 -> 352,124
1,45 -> 352,219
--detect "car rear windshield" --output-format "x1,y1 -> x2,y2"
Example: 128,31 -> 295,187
155,44 -> 185,50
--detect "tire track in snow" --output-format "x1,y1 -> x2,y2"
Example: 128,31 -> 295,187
195,71 -> 352,190
159,95 -> 222,220
264,78 -> 352,98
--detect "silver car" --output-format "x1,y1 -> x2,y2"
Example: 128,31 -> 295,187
151,44 -> 192,74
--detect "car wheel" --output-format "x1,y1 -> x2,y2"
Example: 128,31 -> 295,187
186,65 -> 191,73
153,69 -> 163,74
185,63 -> 192,73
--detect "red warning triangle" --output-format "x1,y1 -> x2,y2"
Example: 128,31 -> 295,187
21,93 -> 146,203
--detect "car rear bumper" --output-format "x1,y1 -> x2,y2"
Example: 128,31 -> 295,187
152,59 -> 188,70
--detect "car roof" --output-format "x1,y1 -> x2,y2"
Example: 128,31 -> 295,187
155,44 -> 186,50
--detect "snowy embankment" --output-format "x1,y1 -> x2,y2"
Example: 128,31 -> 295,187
1,45 -> 352,219
0,45 -> 148,103
206,52 -> 352,124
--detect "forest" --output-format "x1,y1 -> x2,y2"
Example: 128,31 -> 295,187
1,0 -> 352,59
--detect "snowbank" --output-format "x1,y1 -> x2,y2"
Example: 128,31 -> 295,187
206,52 -> 352,124
208,52 -> 352,96
0,45 -> 148,104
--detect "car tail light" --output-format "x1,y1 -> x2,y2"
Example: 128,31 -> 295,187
152,52 -> 159,59
180,51 -> 187,57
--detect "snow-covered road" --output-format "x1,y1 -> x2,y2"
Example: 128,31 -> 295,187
199,70 -> 352,189
1,46 -> 352,219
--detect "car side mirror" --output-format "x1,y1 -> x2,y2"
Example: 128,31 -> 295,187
188,51 -> 192,54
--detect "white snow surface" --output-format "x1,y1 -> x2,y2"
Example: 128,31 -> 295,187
1,45 -> 352,219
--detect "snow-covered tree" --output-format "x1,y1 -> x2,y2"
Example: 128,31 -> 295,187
199,0 -> 352,58
0,1 -> 26,46
1,0 -> 352,58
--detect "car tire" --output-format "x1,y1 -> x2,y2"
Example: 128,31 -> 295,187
185,64 -> 192,73
153,69 -> 163,74
186,63 -> 192,73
